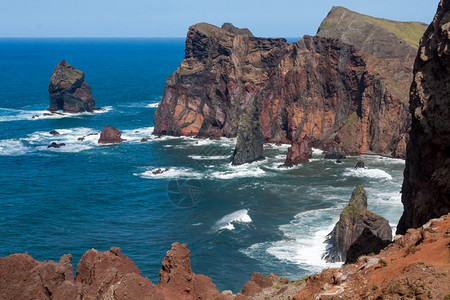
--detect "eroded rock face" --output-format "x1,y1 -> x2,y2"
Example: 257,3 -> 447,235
0,253 -> 77,300
231,98 -> 265,165
154,10 -> 420,158
98,125 -> 125,144
48,60 -> 97,113
397,0 -> 450,234
221,22 -> 254,37
282,135 -> 312,167
323,186 -> 392,262
345,227 -> 391,264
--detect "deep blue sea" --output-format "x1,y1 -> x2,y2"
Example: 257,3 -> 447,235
0,38 -> 405,292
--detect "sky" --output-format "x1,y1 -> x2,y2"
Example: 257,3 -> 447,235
0,0 -> 439,38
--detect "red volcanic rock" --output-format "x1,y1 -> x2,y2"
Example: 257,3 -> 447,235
75,246 -> 159,299
98,125 -> 125,144
282,135 -> 312,167
0,253 -> 77,300
158,242 -> 219,299
397,0 -> 450,234
48,60 -> 97,113
153,14 -> 419,158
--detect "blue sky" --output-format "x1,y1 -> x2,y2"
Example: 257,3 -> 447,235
0,0 -> 438,38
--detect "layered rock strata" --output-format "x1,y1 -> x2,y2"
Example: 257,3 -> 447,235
397,0 -> 450,234
323,186 -> 392,262
48,60 -> 97,113
154,12 -> 426,158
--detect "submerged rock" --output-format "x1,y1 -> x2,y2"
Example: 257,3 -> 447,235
324,145 -> 346,159
231,98 -> 264,165
98,125 -> 125,144
48,60 -> 97,113
281,135 -> 312,167
323,186 -> 392,262
49,130 -> 60,135
152,168 -> 169,175
47,142 -> 65,148
397,0 -> 450,234
354,161 -> 365,169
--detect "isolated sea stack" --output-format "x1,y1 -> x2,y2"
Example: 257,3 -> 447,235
397,0 -> 450,234
323,186 -> 392,262
154,12 -> 426,158
281,135 -> 312,167
98,125 -> 125,144
48,60 -> 97,113
232,97 -> 265,165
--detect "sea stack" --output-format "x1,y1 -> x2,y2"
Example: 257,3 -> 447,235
281,135 -> 312,167
48,60 -> 97,113
98,125 -> 125,144
231,97 -> 264,166
323,186 -> 392,262
397,0 -> 450,234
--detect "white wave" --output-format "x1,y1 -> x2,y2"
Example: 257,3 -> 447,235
0,106 -> 112,122
243,207 -> 343,272
146,102 -> 160,108
343,167 -> 392,180
189,155 -> 230,160
121,127 -> 155,142
312,148 -> 324,155
0,139 -> 31,156
210,163 -> 266,179
214,209 -> 252,231
136,167 -> 203,179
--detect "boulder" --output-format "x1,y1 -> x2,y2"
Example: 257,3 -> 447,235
231,98 -> 265,165
49,130 -> 60,135
397,0 -> 450,234
345,227 -> 392,264
47,142 -> 65,148
354,161 -> 365,169
281,135 -> 312,167
48,60 -> 97,113
98,125 -> 125,144
323,186 -> 392,262
324,145 -> 346,159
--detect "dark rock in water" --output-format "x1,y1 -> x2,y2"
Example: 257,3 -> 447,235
355,161 -> 365,169
48,60 -> 97,113
49,130 -> 60,135
324,145 -> 346,159
78,137 -> 84,141
397,0 -> 450,234
281,135 -> 312,167
140,138 -> 148,142
98,125 -> 125,144
152,168 -> 169,175
336,159 -> 342,164
221,22 -> 254,37
231,98 -> 264,165
47,142 -> 65,148
323,186 -> 392,262
345,227 -> 392,264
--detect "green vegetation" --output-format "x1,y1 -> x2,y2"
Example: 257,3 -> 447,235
342,204 -> 362,220
378,259 -> 388,267
341,112 -> 358,131
404,245 -> 418,256
444,293 -> 450,300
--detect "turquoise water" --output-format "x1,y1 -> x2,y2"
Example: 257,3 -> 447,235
0,38 -> 405,292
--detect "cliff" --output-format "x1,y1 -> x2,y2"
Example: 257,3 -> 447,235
397,0 -> 450,234
48,60 -> 97,113
154,13 -> 425,157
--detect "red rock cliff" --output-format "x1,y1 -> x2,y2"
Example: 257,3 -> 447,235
154,16 -> 423,157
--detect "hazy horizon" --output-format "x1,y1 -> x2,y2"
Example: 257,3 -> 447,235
1,0 -> 438,38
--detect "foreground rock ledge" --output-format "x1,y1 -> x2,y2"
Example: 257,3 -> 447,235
48,60 -> 98,113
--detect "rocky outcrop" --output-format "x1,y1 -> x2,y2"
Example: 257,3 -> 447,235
281,135 -> 312,167
295,213 -> 450,300
323,186 -> 392,262
324,145 -> 346,159
154,8 -> 425,158
98,125 -> 125,144
0,253 -> 77,300
48,60 -> 97,113
397,0 -> 450,234
221,23 -> 254,37
345,227 -> 392,264
231,98 -> 265,165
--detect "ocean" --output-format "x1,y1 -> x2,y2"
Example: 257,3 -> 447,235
0,38 -> 405,292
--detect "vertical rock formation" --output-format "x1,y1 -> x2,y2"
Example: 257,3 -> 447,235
154,10 -> 424,158
281,135 -> 312,167
231,97 -> 265,165
48,60 -> 97,113
397,0 -> 450,234
323,186 -> 392,262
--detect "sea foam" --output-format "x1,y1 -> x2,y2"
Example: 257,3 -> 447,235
214,209 -> 252,230
343,167 -> 392,180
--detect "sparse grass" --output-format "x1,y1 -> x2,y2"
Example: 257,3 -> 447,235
444,293 -> 450,300
404,245 -> 418,257
372,285 -> 378,291
379,259 -> 388,267
342,204 -> 362,220
341,112 -> 358,130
